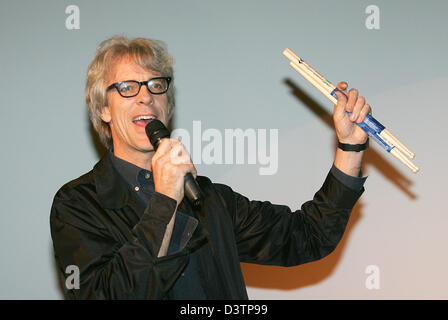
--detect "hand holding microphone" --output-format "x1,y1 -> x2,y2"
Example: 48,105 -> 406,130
146,120 -> 203,208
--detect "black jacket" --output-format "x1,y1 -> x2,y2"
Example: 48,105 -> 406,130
50,153 -> 363,299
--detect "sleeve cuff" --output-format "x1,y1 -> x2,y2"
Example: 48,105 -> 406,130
330,164 -> 367,192
131,192 -> 178,257
144,192 -> 178,224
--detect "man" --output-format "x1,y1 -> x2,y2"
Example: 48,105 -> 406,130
50,36 -> 370,299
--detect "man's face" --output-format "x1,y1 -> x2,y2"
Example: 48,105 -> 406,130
101,56 -> 169,158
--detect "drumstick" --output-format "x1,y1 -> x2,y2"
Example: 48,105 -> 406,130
290,59 -> 418,172
283,48 -> 419,173
381,129 -> 414,159
284,48 -> 415,159
390,148 -> 419,173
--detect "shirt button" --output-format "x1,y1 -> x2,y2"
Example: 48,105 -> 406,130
134,186 -> 140,192
145,173 -> 151,179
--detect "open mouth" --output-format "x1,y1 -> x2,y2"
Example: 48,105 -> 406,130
132,115 -> 156,127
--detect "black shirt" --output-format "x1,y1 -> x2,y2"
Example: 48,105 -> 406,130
50,151 -> 366,299
108,151 -> 366,299
109,151 -> 206,299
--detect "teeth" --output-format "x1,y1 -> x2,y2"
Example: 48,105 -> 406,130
133,115 -> 155,121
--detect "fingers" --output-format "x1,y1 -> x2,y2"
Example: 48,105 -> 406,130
356,103 -> 371,124
334,82 -> 370,124
167,139 -> 197,179
152,138 -> 195,175
154,138 -> 178,156
348,89 -> 364,121
337,81 -> 348,91
332,81 -> 372,144
169,142 -> 194,168
345,88 -> 358,116
333,85 -> 348,121
150,138 -> 198,204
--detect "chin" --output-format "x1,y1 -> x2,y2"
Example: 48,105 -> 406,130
136,141 -> 155,153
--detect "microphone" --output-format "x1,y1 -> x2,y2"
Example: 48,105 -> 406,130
145,119 -> 203,208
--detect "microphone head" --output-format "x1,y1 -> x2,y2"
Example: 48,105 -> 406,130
145,119 -> 170,150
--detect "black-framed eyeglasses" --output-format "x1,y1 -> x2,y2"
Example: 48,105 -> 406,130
106,77 -> 171,98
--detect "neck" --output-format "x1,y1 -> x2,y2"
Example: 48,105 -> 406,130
112,146 -> 155,171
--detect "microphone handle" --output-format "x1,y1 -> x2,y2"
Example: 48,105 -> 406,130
184,172 -> 202,208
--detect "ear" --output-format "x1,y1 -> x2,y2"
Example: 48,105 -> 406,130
100,105 -> 112,123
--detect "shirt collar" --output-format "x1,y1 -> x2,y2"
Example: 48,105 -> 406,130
108,150 -> 155,200
93,151 -> 132,209
93,149 -> 191,213
109,151 -> 146,187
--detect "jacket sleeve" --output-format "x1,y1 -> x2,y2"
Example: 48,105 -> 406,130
50,190 -> 188,299
219,170 -> 364,267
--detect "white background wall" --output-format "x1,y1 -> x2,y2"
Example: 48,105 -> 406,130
1,0 -> 447,299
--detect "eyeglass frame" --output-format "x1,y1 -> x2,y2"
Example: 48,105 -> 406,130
106,77 -> 172,98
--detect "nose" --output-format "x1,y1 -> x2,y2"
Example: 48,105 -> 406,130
137,84 -> 153,105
